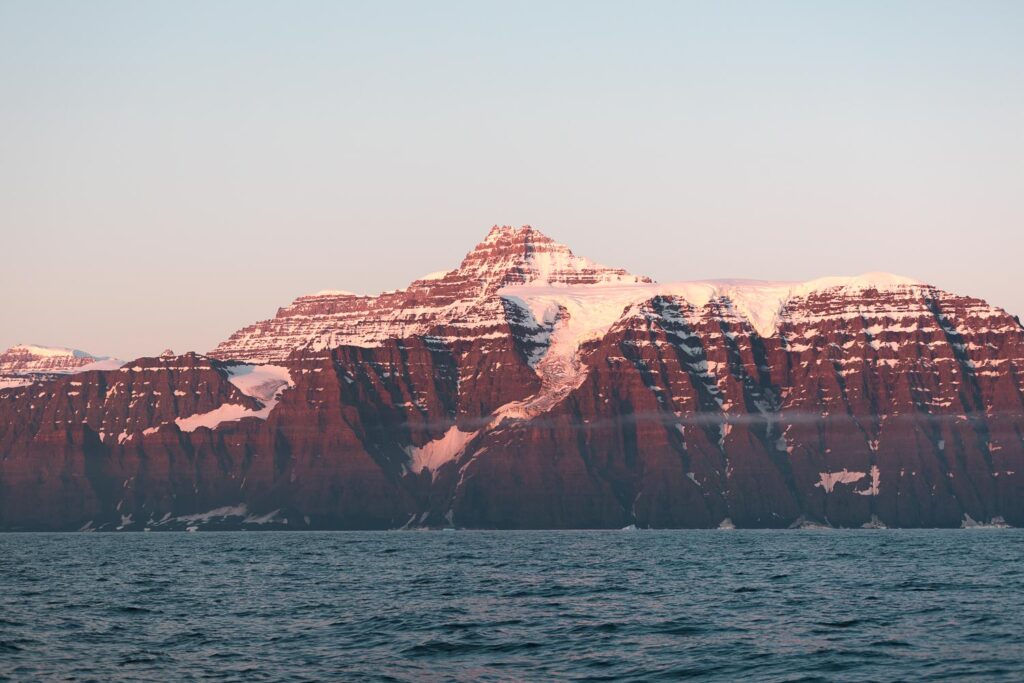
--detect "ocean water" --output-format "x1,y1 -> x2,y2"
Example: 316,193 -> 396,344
1,530 -> 1022,682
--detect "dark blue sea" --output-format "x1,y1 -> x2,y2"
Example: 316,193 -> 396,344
1,530 -> 1022,681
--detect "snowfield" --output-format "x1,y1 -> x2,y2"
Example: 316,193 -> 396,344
175,364 -> 294,432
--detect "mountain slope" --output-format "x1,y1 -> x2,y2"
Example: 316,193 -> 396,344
1,226 -> 1022,530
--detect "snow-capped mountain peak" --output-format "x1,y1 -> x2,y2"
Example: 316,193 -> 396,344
210,225 -> 652,362
209,226 -> 938,366
457,224 -> 651,290
0,344 -> 124,388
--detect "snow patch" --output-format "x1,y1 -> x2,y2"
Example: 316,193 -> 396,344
6,344 -> 94,359
417,270 -> 451,281
225,363 -> 293,401
75,358 -> 126,372
175,402 -> 266,432
405,426 -> 477,475
500,272 -> 921,347
815,469 -> 867,493
175,364 -> 293,432
496,284 -> 655,420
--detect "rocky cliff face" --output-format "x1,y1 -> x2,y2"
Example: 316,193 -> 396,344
2,226 -> 1022,529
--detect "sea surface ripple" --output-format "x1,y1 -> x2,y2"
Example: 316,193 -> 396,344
1,530 -> 1022,681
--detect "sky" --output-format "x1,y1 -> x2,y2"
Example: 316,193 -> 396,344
1,0 -> 1022,361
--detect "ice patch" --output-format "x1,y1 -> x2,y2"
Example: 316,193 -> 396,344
496,286 -> 653,421
225,363 -> 293,402
176,404 -> 265,432
815,469 -> 867,493
75,358 -> 126,373
405,426 -> 477,475
493,272 -> 922,421
500,272 -> 921,345
175,364 -> 293,432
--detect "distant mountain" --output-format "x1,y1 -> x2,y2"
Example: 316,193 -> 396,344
1,226 -> 1022,530
0,344 -> 123,388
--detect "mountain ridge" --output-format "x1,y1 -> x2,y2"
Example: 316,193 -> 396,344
0,344 -> 123,389
1,225 -> 1022,530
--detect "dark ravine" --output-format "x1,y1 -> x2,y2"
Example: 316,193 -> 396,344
1,226 -> 1023,530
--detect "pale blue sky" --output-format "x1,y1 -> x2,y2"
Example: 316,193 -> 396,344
2,1 -> 1022,360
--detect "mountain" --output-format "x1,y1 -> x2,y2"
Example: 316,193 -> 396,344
0,345 -> 123,388
1,225 -> 1022,530
210,224 -> 650,363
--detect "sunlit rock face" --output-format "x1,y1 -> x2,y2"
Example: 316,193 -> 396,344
2,226 -> 1023,530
